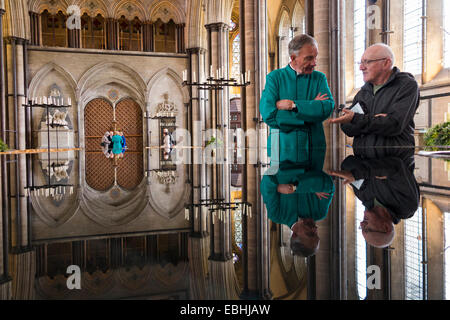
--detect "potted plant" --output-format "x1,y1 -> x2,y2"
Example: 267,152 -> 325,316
0,138 -> 8,152
424,121 -> 450,151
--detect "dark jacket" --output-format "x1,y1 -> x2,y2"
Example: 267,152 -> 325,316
341,67 -> 419,148
341,148 -> 419,224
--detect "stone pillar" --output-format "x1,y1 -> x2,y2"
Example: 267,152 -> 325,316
29,12 -> 40,46
205,22 -> 232,261
240,0 -> 271,300
68,23 -> 81,48
305,0 -> 314,36
329,0 -> 346,300
5,37 -> 28,251
106,18 -> 118,50
187,47 -> 208,237
176,23 -> 186,53
0,8 -> 9,290
312,0 -> 331,300
143,21 -> 154,52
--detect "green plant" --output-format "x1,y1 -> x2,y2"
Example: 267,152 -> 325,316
0,138 -> 7,152
424,121 -> 450,150
205,136 -> 223,147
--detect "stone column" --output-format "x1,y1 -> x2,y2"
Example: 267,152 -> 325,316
106,18 -> 118,50
329,0 -> 346,300
205,22 -> 232,261
0,6 -> 11,298
240,0 -> 271,300
176,23 -> 186,53
312,0 -> 331,300
143,21 -> 154,52
29,12 -> 40,46
187,47 -> 208,237
305,0 -> 314,36
3,0 -> 34,300
68,23 -> 81,48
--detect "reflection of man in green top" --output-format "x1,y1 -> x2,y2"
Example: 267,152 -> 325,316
261,149 -> 334,257
260,34 -> 334,165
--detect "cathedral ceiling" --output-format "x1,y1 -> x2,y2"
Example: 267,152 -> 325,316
27,0 -> 187,22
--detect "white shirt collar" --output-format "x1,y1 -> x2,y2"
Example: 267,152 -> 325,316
289,63 -> 301,76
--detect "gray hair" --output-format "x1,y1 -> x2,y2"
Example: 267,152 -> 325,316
368,43 -> 395,69
288,34 -> 318,56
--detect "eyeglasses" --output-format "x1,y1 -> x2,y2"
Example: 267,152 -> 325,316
359,221 -> 388,234
357,58 -> 387,66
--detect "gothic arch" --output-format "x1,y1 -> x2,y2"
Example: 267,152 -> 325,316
146,67 -> 189,105
149,0 -> 184,24
78,0 -> 109,18
78,61 -> 146,106
28,0 -> 69,15
277,8 -> 291,37
292,0 -> 305,33
28,62 -> 77,99
112,0 -> 147,21
186,0 -> 206,48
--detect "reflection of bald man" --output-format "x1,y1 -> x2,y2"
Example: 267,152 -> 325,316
329,148 -> 419,248
329,43 -> 419,148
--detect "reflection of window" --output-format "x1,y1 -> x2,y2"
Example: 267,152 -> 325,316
81,13 -> 106,49
41,10 -> 67,47
444,1 -> 450,68
231,34 -> 241,81
405,207 -> 426,300
403,0 -> 423,75
119,16 -> 142,51
445,212 -> 450,299
354,0 -> 365,89
154,19 -> 176,53
355,198 -> 367,300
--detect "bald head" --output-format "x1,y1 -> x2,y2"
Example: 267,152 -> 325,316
360,207 -> 395,248
366,43 -> 395,69
360,43 -> 395,85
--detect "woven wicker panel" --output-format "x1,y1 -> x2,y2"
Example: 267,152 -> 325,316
123,136 -> 143,152
84,99 -> 114,137
85,138 -> 103,152
117,153 -> 144,190
115,99 -> 143,135
85,153 -> 115,191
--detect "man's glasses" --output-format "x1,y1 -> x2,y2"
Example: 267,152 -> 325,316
357,58 -> 387,66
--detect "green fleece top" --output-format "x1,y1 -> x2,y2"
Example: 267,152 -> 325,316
261,165 -> 335,228
260,65 -> 334,162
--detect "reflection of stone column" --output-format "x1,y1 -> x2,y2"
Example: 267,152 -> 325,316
187,47 -> 207,236
176,23 -> 185,53
106,18 -> 118,50
0,8 -> 10,296
3,0 -> 35,299
240,0 -> 271,300
68,27 -> 80,48
143,21 -> 154,52
29,12 -> 40,46
205,22 -> 232,261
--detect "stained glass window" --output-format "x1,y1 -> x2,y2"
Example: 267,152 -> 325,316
445,212 -> 450,299
231,34 -> 241,82
354,0 -> 366,89
403,0 -> 423,75
405,207 -> 426,300
355,197 -> 367,300
444,0 -> 450,68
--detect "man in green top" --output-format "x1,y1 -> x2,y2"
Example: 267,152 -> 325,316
261,148 -> 334,257
260,34 -> 334,166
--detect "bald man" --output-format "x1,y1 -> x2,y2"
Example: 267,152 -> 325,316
329,43 -> 419,148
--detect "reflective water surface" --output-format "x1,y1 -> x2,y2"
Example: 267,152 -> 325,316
0,145 -> 449,300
